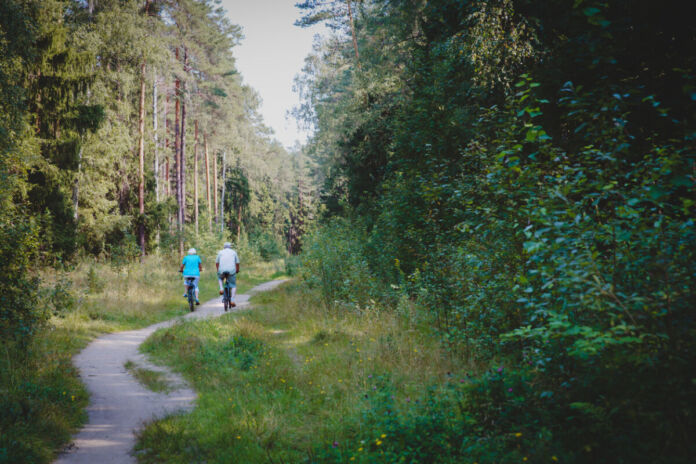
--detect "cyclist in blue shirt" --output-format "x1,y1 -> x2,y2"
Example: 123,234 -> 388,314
179,248 -> 202,305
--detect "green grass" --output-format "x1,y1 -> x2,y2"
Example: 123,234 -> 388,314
0,254 -> 285,464
124,361 -> 173,393
134,281 -> 469,463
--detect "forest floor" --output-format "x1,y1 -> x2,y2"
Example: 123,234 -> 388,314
54,279 -> 287,464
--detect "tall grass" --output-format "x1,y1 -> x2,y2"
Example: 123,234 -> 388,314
0,252 -> 282,464
134,281 -> 472,463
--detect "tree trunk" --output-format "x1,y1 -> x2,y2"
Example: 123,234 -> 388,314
72,145 -> 83,222
205,136 -> 211,231
194,120 -> 199,235
213,151 -> 218,229
220,150 -> 226,234
237,203 -> 242,240
153,76 -> 159,203
164,90 -> 170,197
138,59 -> 146,260
346,0 -> 361,70
174,48 -> 183,255
180,47 -> 188,225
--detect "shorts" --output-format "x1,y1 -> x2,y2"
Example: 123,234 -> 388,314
218,271 -> 236,288
183,275 -> 200,289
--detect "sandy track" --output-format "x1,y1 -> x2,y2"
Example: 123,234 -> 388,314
54,279 -> 287,464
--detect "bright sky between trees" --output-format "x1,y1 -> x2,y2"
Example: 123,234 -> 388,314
220,0 -> 320,149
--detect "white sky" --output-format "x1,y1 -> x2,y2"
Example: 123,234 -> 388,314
220,0 -> 320,149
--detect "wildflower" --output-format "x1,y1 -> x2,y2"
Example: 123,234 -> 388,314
497,367 -> 503,373
380,434 -> 386,438
236,435 -> 241,439
552,457 -> 558,462
376,440 -> 382,446
350,458 -> 355,461
523,458 -> 528,462
332,441 -> 339,448
508,388 -> 513,392
515,432 -> 522,437
358,447 -> 363,452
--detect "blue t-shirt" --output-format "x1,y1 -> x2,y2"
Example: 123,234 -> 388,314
182,255 -> 202,276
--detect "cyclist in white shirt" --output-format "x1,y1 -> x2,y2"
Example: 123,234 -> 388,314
216,242 -> 240,306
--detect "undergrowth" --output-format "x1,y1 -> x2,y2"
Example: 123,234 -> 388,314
0,253 -> 282,464
134,281 -> 470,463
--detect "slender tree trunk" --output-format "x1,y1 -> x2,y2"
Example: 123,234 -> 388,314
180,47 -> 188,225
220,150 -> 226,234
194,120 -> 199,235
204,136 -> 211,231
72,145 -> 83,221
138,59 -> 146,260
174,48 -> 183,255
153,76 -> 159,203
237,203 -> 242,240
153,75 -> 160,250
213,151 -> 218,229
346,0 -> 361,70
164,90 -> 170,197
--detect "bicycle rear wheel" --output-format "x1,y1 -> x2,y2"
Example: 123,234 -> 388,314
223,287 -> 229,311
188,286 -> 195,312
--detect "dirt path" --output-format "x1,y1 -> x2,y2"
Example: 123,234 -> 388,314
54,280 -> 287,464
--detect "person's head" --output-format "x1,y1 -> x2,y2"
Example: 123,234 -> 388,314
188,248 -> 196,255
223,242 -> 232,249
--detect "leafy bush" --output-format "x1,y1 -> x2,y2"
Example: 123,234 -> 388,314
251,231 -> 285,261
301,219 -> 378,310
0,213 -> 42,343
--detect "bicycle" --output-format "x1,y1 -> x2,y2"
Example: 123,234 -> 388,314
220,271 -> 236,312
184,276 -> 196,312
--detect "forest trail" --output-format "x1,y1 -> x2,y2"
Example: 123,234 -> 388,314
54,279 -> 287,464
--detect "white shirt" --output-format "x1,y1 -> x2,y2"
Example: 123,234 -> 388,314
216,248 -> 240,274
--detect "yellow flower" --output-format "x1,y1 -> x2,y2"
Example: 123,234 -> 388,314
523,458 -> 528,462
280,379 -> 285,383
350,458 -> 355,461
380,434 -> 386,438
358,447 -> 363,452
236,435 -> 241,439
376,440 -> 382,446
552,457 -> 558,462
515,432 -> 522,437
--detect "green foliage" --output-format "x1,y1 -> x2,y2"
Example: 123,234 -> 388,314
251,231 -> 285,261
0,212 -> 42,343
298,0 -> 696,461
301,219 -> 378,310
43,273 -> 77,317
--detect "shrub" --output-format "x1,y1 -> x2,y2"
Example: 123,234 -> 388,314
301,218 -> 377,310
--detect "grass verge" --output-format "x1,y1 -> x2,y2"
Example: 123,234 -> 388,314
0,254 -> 284,464
124,361 -> 173,393
134,280 -> 471,463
